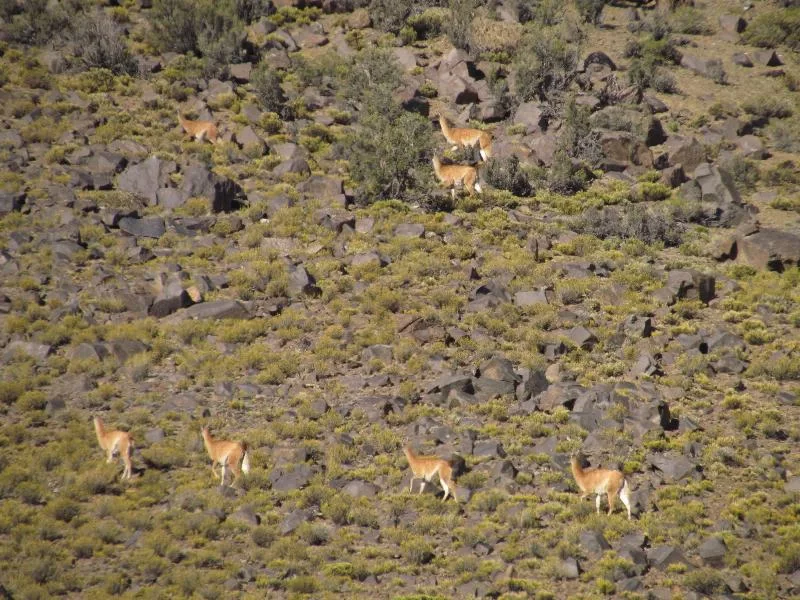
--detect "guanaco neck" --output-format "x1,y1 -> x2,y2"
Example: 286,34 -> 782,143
93,417 -> 105,439
570,457 -> 584,478
403,446 -> 415,462
202,428 -> 214,453
432,156 -> 443,178
439,116 -> 452,135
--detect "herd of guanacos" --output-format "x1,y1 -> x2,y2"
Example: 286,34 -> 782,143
93,417 -> 633,520
163,108 -> 629,518
178,109 -> 491,198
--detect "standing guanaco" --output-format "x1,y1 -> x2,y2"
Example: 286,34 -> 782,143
437,114 -> 493,162
432,155 -> 482,198
570,454 -> 632,520
201,426 -> 250,487
177,110 -> 219,144
93,416 -> 133,480
403,445 -> 459,502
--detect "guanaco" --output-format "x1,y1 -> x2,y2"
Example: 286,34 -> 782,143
437,114 -> 493,162
201,426 -> 250,487
432,155 -> 482,198
93,416 -> 133,480
403,445 -> 458,502
570,455 -> 632,520
177,110 -> 219,144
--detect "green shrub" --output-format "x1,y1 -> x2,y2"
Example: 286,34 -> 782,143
407,8 -> 447,39
683,568 -> 727,595
768,118 -> 800,152
3,0 -> 71,45
513,24 -> 580,105
723,156 -> 761,192
251,62 -> 290,118
574,0 -> 604,25
369,0 -> 410,33
484,155 -> 533,196
577,203 -> 684,246
71,11 -> 137,75
669,7 -> 713,35
743,8 -> 800,51
448,0 -> 478,51
344,89 -> 434,203
150,0 -> 245,73
741,96 -> 793,121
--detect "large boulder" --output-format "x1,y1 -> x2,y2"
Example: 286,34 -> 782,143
599,131 -> 653,170
117,156 -> 177,205
680,163 -> 750,227
181,165 -> 243,213
736,228 -> 800,271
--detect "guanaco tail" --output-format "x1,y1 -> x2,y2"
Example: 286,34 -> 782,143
437,115 -> 493,161
403,446 -> 458,502
570,456 -> 632,520
432,155 -> 482,198
201,426 -> 250,487
93,417 -> 133,480
177,111 -> 219,144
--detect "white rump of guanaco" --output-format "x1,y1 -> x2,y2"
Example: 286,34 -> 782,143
437,114 -> 493,162
93,416 -> 133,480
403,445 -> 458,502
177,111 -> 219,144
570,455 -> 632,520
201,426 -> 250,487
432,155 -> 482,198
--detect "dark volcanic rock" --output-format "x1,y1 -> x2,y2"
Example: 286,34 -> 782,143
181,165 -> 242,213
697,536 -> 727,567
118,216 -> 166,239
117,156 -> 176,205
269,464 -> 313,492
736,228 -> 800,271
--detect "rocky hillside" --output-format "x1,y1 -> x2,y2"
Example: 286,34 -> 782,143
0,0 -> 799,598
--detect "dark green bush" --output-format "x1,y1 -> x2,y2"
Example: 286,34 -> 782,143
369,0 -> 411,33
233,0 -> 274,23
669,7 -> 713,35
720,155 -> 759,192
513,24 -> 580,105
71,12 -> 137,76
150,0 -> 245,74
741,96 -> 793,121
484,155 -> 533,196
2,0 -> 72,45
574,0 -> 605,26
447,0 -> 478,51
251,62 -> 290,118
577,203 -> 684,246
683,569 -> 727,595
743,8 -> 800,51
345,106 -> 434,203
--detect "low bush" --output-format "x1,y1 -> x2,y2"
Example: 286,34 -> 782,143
513,24 -> 580,106
369,0 -> 411,33
577,203 -> 684,246
251,62 -> 290,118
721,155 -> 759,192
743,8 -> 800,51
574,0 -> 605,25
70,11 -> 137,75
448,0 -> 478,52
741,96 -> 793,121
483,155 -> 533,196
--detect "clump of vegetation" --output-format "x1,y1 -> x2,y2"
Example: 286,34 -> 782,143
2,0 -> 72,45
70,11 -> 138,75
513,23 -> 581,109
369,0 -> 410,34
721,155 -> 759,193
743,8 -> 800,51
484,155 -> 533,197
149,0 -> 246,75
577,203 -> 685,246
447,0 -> 479,52
250,62 -> 290,118
574,0 -> 605,26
